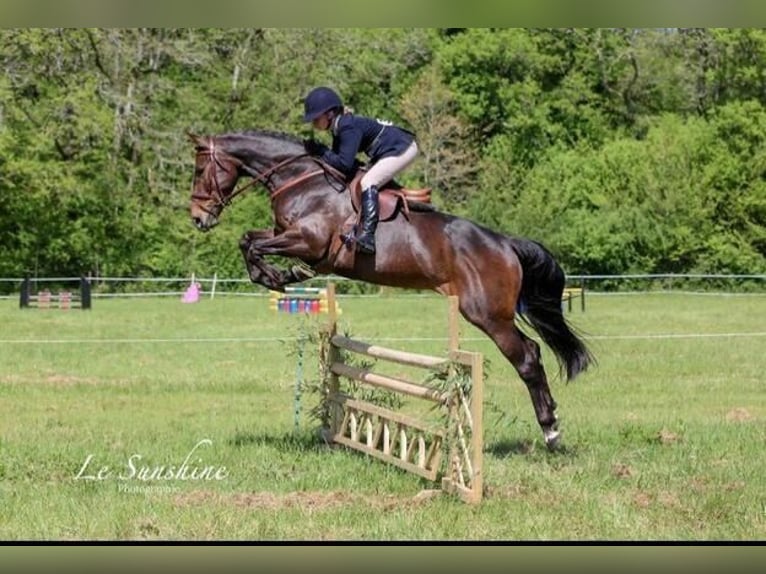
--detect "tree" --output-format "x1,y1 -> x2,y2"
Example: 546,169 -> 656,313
399,65 -> 478,206
0,28 -> 764,282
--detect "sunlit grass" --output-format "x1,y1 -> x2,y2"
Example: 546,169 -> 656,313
0,292 -> 764,540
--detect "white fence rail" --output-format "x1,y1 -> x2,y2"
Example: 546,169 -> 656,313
0,273 -> 764,301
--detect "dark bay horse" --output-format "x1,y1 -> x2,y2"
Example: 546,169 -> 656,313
188,130 -> 594,448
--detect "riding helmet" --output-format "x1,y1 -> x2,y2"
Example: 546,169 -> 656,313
302,87 -> 343,122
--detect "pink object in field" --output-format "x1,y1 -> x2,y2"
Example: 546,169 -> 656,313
182,282 -> 201,303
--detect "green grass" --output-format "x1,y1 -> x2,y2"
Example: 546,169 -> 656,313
0,291 -> 764,540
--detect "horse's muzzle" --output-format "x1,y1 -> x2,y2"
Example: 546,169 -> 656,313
192,214 -> 219,232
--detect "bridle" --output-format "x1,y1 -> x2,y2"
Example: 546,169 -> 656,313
191,138 -> 338,217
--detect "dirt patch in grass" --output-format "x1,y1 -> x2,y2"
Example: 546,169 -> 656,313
612,463 -> 635,479
632,491 -> 652,508
655,428 -> 681,445
0,373 -> 102,386
688,476 -> 709,493
725,407 -> 754,422
45,374 -> 101,386
173,489 -> 438,511
175,483 -> 547,510
632,490 -> 682,510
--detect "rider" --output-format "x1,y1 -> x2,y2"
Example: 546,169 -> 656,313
301,86 -> 418,255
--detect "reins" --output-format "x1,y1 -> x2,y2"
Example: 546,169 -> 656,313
193,138 -> 344,211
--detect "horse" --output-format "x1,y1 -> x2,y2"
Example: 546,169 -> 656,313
188,129 -> 594,449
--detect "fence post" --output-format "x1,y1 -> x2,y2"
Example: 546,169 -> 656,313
80,277 -> 92,310
468,350 -> 484,503
19,276 -> 30,308
210,272 -> 218,300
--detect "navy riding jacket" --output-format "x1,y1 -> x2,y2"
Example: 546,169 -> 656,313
318,114 -> 415,177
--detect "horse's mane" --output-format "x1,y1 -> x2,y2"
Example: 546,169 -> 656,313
235,129 -> 304,147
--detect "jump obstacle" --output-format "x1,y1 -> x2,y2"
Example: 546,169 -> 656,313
562,280 -> 586,312
277,284 -> 343,433
19,276 -> 92,310
317,286 -> 484,504
269,285 -> 341,315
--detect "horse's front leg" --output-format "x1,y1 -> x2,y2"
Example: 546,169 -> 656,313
240,229 -> 317,291
239,230 -> 274,285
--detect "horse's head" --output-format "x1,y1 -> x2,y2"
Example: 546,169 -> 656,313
188,133 -> 243,232
187,131 -> 317,232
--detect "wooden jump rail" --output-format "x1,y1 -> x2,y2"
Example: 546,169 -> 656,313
19,276 -> 92,310
319,285 -> 484,504
562,281 -> 586,312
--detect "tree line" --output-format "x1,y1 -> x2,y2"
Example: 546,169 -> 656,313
0,28 -> 764,289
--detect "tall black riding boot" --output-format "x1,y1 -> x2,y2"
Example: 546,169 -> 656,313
356,186 -> 379,254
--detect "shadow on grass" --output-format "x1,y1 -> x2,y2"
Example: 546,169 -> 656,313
485,438 -> 536,457
486,438 -> 580,461
228,429 -> 328,453
228,428 -> 438,488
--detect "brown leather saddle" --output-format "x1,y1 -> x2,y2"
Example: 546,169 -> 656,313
316,160 -> 434,257
347,172 -> 432,222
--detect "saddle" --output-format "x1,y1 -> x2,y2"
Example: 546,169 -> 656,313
313,159 -> 435,260
348,172 -> 432,222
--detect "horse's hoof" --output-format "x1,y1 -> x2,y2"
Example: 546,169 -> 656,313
291,265 -> 316,282
248,272 -> 262,285
543,428 -> 561,450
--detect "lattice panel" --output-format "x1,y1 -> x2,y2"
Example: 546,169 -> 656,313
330,396 -> 444,481
447,381 -> 478,491
442,352 -> 484,504
320,298 -> 484,504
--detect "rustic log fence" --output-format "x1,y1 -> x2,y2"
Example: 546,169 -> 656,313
317,284 -> 484,504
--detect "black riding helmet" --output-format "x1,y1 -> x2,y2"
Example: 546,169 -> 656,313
302,87 -> 343,122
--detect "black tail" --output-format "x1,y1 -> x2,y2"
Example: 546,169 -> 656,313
510,238 -> 595,381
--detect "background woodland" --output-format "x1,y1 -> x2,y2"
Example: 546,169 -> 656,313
1,28 -> 764,284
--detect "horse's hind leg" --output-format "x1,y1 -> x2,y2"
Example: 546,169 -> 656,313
461,307 -> 560,449
513,329 -> 561,448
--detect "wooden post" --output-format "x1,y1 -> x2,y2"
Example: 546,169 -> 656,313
325,282 -> 337,328
448,295 -> 459,354
469,350 -> 484,503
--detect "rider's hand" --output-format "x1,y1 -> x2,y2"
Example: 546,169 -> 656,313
303,138 -> 327,157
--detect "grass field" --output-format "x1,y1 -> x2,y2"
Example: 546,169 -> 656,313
0,290 -> 764,541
